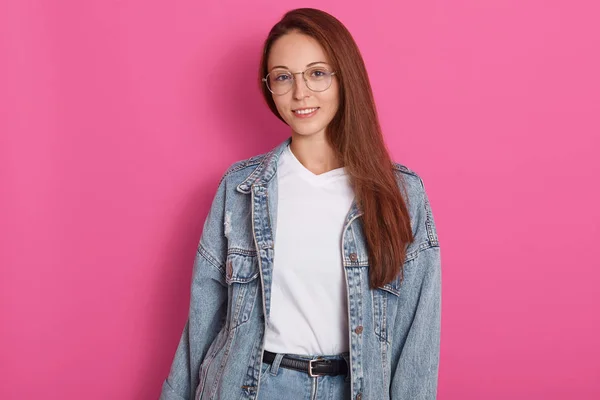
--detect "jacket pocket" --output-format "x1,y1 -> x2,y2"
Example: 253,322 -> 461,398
195,328 -> 227,400
225,249 -> 260,330
372,276 -> 401,343
371,248 -> 426,343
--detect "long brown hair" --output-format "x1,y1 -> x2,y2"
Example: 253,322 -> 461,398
259,8 -> 414,288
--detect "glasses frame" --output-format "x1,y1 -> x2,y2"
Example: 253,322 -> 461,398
262,67 -> 337,96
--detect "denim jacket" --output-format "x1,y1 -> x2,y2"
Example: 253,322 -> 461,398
160,137 -> 441,400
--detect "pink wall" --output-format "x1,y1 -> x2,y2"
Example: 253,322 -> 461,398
1,0 -> 599,399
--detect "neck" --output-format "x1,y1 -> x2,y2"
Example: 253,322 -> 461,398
289,132 -> 342,175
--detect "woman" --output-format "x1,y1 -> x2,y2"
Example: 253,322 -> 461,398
160,8 -> 441,400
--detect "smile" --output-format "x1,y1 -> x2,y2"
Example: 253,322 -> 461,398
292,107 -> 320,118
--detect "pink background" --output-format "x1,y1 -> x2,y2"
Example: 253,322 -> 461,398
1,0 -> 599,399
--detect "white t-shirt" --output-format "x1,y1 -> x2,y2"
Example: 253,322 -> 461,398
263,144 -> 355,355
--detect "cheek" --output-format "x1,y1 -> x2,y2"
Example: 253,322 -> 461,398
272,96 -> 291,119
321,83 -> 340,109
321,92 -> 339,113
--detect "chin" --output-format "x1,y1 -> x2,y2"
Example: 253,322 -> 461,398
290,126 -> 327,137
287,118 -> 332,138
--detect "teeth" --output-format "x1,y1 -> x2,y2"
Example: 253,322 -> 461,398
294,107 -> 318,115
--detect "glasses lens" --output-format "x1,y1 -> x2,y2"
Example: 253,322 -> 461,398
304,66 -> 333,92
267,70 -> 293,95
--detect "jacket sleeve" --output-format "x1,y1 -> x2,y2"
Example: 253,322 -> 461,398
390,176 -> 442,399
159,179 -> 229,400
390,246 -> 441,399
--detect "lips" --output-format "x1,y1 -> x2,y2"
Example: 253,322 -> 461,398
292,107 -> 320,115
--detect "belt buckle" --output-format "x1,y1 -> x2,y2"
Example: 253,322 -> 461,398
308,359 -> 324,378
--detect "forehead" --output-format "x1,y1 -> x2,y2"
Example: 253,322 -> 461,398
268,31 -> 331,70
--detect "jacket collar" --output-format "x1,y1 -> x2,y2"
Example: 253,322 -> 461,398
235,136 -> 363,220
236,137 -> 292,193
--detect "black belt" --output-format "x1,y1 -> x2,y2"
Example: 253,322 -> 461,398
262,350 -> 348,377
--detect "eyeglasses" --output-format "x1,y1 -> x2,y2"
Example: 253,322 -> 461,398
262,66 -> 337,95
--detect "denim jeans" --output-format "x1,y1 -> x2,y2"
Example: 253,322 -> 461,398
257,352 -> 351,400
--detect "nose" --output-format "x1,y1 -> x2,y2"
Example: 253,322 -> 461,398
292,73 -> 309,100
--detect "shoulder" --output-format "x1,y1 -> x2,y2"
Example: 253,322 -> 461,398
392,162 -> 427,202
392,162 -> 421,181
217,152 -> 270,187
392,162 -> 439,252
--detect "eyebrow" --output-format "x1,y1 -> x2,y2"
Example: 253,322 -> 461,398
269,61 -> 329,71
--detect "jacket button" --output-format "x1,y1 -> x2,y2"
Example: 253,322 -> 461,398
354,325 -> 363,334
349,253 -> 358,262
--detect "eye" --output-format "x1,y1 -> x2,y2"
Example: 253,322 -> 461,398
274,73 -> 292,81
308,68 -> 330,79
